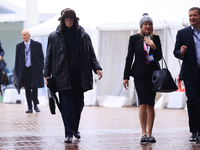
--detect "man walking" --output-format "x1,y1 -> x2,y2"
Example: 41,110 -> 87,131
13,30 -> 44,113
44,8 -> 103,143
174,7 -> 200,143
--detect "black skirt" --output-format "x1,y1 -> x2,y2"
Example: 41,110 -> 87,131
134,64 -> 156,107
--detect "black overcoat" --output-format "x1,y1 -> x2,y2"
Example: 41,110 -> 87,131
44,26 -> 102,92
13,39 -> 44,94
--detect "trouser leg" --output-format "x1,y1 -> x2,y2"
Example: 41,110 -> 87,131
59,90 -> 73,137
184,79 -> 200,132
31,87 -> 39,106
25,86 -> 32,109
23,66 -> 33,110
71,80 -> 84,132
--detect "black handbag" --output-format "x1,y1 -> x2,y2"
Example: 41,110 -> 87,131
47,77 -> 60,115
48,93 -> 56,115
152,57 -> 178,92
1,68 -> 9,86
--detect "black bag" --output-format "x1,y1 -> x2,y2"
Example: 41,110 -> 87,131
49,95 -> 56,115
47,77 -> 57,93
47,77 -> 60,115
1,68 -> 9,85
152,57 -> 178,92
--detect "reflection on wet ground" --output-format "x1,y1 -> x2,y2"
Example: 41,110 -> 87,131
0,103 -> 200,149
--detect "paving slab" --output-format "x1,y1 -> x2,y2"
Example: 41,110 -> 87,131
0,103 -> 199,150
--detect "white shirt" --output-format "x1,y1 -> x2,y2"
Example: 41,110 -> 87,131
24,39 -> 31,67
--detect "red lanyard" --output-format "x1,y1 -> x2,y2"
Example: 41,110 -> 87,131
143,41 -> 150,55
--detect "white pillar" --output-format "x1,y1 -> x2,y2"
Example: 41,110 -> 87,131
25,0 -> 39,29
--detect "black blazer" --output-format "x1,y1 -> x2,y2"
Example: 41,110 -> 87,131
174,26 -> 198,80
123,34 -> 162,79
14,39 -> 44,93
0,41 -> 5,69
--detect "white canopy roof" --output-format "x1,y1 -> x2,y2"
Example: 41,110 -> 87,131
97,20 -> 186,31
27,0 -> 197,36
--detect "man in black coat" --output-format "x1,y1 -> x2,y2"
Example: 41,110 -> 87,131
174,7 -> 200,143
13,30 -> 44,113
44,8 -> 103,143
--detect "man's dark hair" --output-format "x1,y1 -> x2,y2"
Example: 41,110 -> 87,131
189,7 -> 200,15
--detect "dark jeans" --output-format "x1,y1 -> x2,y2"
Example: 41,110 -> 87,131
59,80 -> 84,137
184,69 -> 200,133
22,66 -> 39,109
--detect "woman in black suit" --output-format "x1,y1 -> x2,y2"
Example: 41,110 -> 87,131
123,13 -> 162,143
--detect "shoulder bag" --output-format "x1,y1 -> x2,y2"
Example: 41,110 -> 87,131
152,57 -> 178,92
1,62 -> 9,86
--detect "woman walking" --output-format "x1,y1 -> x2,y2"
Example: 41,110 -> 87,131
123,13 -> 162,143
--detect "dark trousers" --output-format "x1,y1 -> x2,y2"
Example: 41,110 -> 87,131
0,68 -> 2,95
22,66 -> 39,109
59,80 -> 84,137
184,69 -> 200,133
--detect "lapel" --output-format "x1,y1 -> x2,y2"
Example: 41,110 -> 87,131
30,39 -> 34,61
136,34 -> 144,50
136,34 -> 147,60
21,42 -> 25,61
187,26 -> 196,51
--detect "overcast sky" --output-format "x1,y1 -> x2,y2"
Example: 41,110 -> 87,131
6,0 -> 200,25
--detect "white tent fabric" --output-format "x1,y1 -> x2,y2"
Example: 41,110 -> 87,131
27,0 -> 199,107
29,17 -> 187,107
96,20 -> 184,107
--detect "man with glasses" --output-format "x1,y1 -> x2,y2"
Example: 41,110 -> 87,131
13,30 -> 44,113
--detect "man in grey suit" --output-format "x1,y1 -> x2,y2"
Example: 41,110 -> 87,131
13,30 -> 44,113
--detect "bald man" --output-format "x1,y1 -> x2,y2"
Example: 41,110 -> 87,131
13,30 -> 44,113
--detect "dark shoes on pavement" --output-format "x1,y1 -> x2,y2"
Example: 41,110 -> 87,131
64,137 -> 72,143
196,134 -> 200,144
34,106 -> 40,112
148,135 -> 156,143
189,132 -> 200,144
140,134 -> 148,143
140,134 -> 156,143
25,109 -> 33,113
64,131 -> 81,143
73,131 -> 81,139
25,106 -> 40,113
189,132 -> 197,142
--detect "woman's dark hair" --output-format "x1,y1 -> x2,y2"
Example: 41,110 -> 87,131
58,8 -> 80,31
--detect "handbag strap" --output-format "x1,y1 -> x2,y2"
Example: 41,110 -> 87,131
155,52 -> 168,70
161,56 -> 168,70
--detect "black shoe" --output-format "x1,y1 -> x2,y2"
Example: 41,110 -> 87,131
34,106 -> 40,112
148,134 -> 156,143
140,134 -> 148,143
196,133 -> 200,144
25,109 -> 33,113
189,132 -> 197,142
73,131 -> 81,139
64,137 -> 72,143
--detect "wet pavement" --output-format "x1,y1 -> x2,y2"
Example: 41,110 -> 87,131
0,103 -> 200,150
